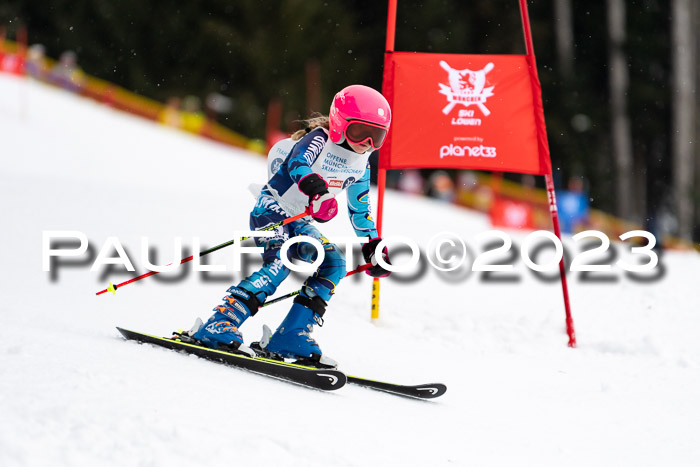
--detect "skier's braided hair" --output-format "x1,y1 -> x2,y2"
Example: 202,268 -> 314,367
291,113 -> 329,141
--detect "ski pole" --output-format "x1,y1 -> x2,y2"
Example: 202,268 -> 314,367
260,263 -> 372,308
96,209 -> 310,296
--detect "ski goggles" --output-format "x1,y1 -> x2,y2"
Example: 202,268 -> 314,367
344,120 -> 389,150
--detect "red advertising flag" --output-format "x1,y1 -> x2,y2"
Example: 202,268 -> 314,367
381,52 -> 551,175
0,53 -> 25,75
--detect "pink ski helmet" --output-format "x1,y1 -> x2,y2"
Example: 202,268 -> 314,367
329,85 -> 392,150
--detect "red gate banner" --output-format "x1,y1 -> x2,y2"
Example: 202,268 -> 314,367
381,52 -> 551,175
0,52 -> 25,75
489,197 -> 536,230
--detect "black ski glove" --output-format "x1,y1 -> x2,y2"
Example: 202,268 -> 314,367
362,237 -> 391,278
297,173 -> 328,198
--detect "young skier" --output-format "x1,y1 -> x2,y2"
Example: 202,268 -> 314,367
188,85 -> 392,367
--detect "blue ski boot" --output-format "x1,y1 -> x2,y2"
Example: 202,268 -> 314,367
264,295 -> 337,368
192,286 -> 261,356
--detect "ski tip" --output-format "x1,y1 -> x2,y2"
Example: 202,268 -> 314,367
346,376 -> 447,399
115,327 -> 137,341
415,383 -> 447,399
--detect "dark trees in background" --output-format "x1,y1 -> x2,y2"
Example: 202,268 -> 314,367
671,0 -> 696,241
0,0 -> 696,240
606,0 -> 635,222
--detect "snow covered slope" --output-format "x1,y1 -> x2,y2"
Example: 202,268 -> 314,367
1,74 -> 699,467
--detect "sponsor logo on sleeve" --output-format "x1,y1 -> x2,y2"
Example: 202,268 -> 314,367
341,177 -> 356,189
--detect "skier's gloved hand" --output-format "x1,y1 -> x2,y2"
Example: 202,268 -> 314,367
362,237 -> 391,278
309,192 -> 338,223
298,173 -> 338,223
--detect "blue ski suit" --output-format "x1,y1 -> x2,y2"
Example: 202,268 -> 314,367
238,128 -> 378,304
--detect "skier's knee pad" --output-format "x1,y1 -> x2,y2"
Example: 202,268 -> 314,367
304,246 -> 346,303
316,245 -> 347,283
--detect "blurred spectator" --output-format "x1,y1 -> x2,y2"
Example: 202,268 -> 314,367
396,169 -> 424,195
24,44 -> 47,79
426,170 -> 455,202
648,193 -> 677,246
181,95 -> 205,134
205,92 -> 233,119
455,170 -> 477,204
159,97 -> 183,128
521,174 -> 536,198
457,170 -> 478,190
203,92 -> 233,139
557,176 -> 590,233
48,50 -> 85,92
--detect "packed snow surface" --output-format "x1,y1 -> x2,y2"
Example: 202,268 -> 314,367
1,74 -> 699,466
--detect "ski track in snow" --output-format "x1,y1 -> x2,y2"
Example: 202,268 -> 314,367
1,74 -> 699,467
